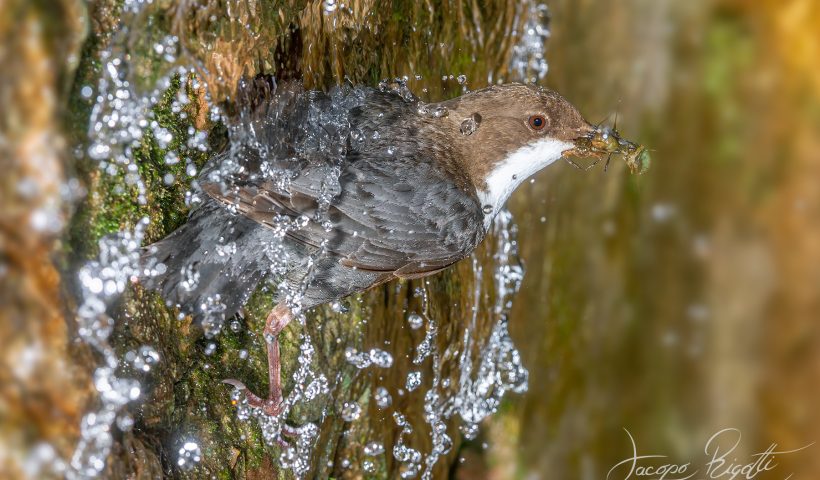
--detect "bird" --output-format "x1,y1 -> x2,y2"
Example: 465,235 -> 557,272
140,76 -> 642,416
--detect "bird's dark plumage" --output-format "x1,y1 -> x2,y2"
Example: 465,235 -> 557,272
143,78 -> 485,321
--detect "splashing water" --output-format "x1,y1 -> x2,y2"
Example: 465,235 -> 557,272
67,0 -> 548,476
68,1 -> 216,475
70,219 -> 151,479
511,2 -> 551,82
453,210 -> 528,433
387,210 -> 529,480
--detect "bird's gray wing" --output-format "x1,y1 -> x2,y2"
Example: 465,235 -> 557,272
202,153 -> 485,278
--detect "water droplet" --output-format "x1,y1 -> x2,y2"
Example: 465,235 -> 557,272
180,262 -> 200,292
482,204 -> 493,214
216,241 -> 237,257
200,295 -> 227,338
460,423 -> 479,440
431,106 -> 449,118
322,0 -> 338,13
116,413 -> 135,432
177,441 -> 201,471
460,117 -> 477,136
406,313 -> 424,329
340,401 -> 362,421
127,345 -> 160,372
364,441 -> 384,456
369,348 -> 393,368
405,371 -> 422,391
344,347 -> 372,369
330,300 -> 350,313
374,387 -> 392,408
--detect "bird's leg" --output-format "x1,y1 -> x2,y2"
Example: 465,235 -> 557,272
224,303 -> 293,417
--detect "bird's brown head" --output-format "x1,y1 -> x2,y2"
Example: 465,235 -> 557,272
434,83 -> 644,219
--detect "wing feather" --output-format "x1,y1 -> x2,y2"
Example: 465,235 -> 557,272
203,153 -> 484,277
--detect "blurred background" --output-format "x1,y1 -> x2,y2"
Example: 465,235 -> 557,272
1,0 -> 819,478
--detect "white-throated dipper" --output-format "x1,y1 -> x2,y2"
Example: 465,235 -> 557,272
142,78 -> 647,416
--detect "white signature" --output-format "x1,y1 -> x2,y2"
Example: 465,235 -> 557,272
606,428 -> 814,480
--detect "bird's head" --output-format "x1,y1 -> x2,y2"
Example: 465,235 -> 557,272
438,83 -> 647,219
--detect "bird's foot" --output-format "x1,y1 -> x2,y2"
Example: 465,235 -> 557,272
223,378 -> 286,417
224,378 -> 299,447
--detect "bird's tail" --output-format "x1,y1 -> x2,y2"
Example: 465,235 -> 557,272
140,200 -> 272,333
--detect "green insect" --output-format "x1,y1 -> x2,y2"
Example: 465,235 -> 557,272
564,125 -> 650,175
623,145 -> 651,175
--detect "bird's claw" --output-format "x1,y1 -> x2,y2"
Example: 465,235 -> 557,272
223,378 -> 286,417
224,378 -> 295,447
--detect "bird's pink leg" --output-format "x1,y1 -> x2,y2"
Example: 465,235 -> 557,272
224,303 -> 293,417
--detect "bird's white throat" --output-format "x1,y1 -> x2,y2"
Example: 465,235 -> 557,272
477,137 -> 572,225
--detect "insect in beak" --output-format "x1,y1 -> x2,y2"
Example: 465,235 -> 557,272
563,124 -> 650,175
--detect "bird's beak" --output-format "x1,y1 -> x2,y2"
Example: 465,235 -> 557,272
563,123 -> 650,175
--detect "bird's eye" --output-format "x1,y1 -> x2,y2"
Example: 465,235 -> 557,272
529,115 -> 547,130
